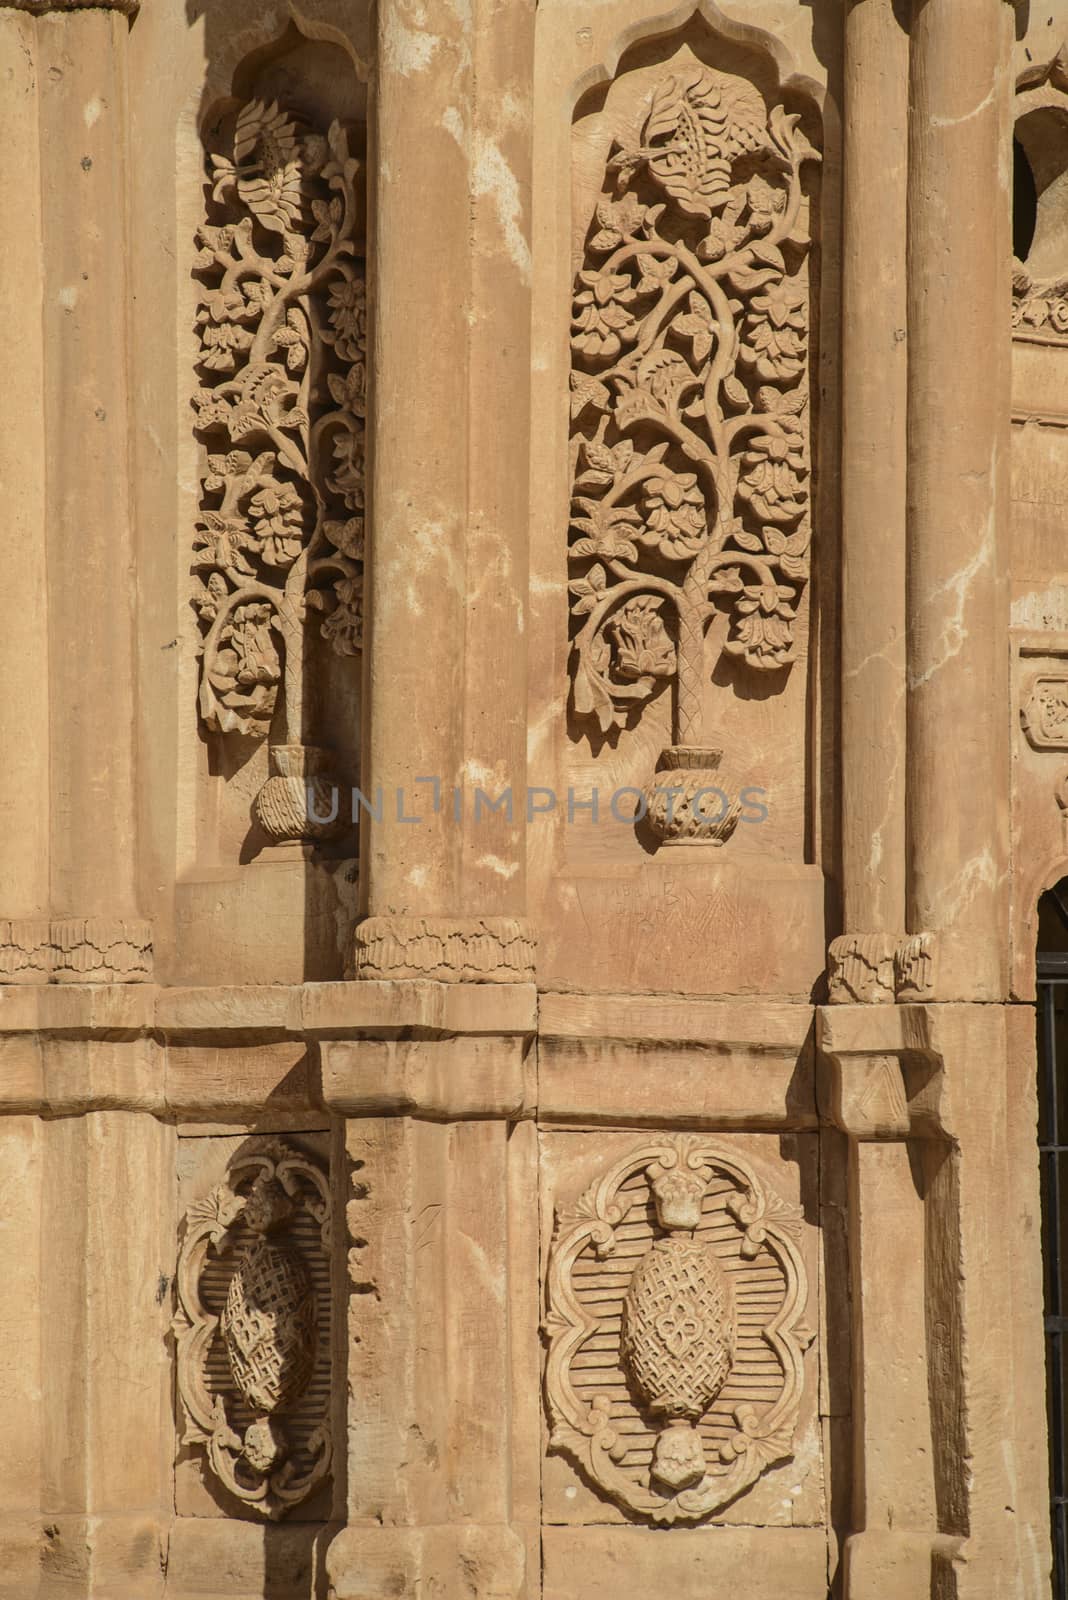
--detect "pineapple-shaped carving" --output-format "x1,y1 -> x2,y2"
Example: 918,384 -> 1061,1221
621,1152 -> 735,1490
221,1174 -> 317,1475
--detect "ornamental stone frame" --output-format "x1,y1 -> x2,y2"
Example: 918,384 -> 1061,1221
0,1 -> 1060,1600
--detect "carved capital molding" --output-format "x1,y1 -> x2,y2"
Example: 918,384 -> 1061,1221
349,916 -> 536,983
543,1133 -> 811,1524
827,932 -> 936,1004
0,917 -> 152,983
173,1138 -> 332,1520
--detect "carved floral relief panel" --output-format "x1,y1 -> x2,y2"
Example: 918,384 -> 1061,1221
173,1134 -> 334,1520
191,90 -> 366,844
540,1131 -> 821,1527
566,40 -> 821,846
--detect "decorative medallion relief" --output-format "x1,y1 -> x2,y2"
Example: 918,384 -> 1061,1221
173,1138 -> 332,1518
567,57 -> 820,842
1022,675 -> 1068,750
192,99 -> 366,843
543,1134 -> 812,1523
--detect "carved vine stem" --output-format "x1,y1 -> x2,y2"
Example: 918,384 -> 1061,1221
192,101 -> 366,752
568,66 -> 820,743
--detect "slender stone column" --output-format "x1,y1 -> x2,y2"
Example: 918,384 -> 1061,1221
353,0 -> 535,982
840,0 -> 909,943
0,0 -> 150,983
0,9 -> 49,951
905,0 -> 1014,999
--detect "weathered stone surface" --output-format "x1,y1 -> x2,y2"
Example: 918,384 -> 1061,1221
0,0 -> 1063,1596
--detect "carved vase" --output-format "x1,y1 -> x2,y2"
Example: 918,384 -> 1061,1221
253,743 -> 345,844
644,746 -> 742,845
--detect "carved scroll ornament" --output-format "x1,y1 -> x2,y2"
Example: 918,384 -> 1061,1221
543,1133 -> 812,1523
192,99 -> 366,842
173,1139 -> 332,1519
568,59 -> 819,840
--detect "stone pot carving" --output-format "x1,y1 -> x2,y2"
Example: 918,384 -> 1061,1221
544,1134 -> 812,1524
173,1138 -> 332,1518
644,744 -> 741,844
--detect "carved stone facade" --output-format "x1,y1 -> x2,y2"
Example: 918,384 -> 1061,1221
0,1 -> 1062,1599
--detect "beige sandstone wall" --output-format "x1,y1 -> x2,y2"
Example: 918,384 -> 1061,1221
0,0 -> 1061,1596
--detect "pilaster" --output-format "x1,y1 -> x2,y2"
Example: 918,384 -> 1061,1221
357,0 -> 535,979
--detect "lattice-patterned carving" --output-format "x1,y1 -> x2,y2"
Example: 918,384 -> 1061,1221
567,50 -> 820,839
173,1138 -> 332,1518
543,1133 -> 812,1523
192,98 -> 366,841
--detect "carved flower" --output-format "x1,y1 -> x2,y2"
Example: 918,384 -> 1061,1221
738,428 -> 807,524
570,497 -> 642,563
751,278 -> 806,330
324,517 -> 364,560
310,195 -> 343,244
199,287 -> 257,327
320,576 -> 363,655
197,310 -> 254,372
698,214 -> 745,261
328,431 -> 365,511
641,470 -> 706,557
191,388 -> 234,430
271,307 -> 309,373
327,360 -> 366,418
728,583 -> 796,665
741,277 -> 807,381
745,173 -> 785,230
674,290 -> 716,364
193,512 -> 257,576
326,277 -> 367,364
212,602 -> 281,691
571,270 -> 638,360
587,192 -> 648,253
607,596 -> 676,680
249,482 -> 305,566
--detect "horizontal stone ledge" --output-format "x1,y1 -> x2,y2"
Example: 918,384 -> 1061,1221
539,991 -> 814,1049
320,1036 -> 534,1119
0,978 -> 537,1039
538,1038 -> 817,1130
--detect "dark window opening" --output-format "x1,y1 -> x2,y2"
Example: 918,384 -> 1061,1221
1036,883 -> 1068,1598
1016,136 -> 1039,262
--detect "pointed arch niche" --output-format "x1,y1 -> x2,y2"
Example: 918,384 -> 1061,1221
165,8 -> 370,984
528,0 -> 838,996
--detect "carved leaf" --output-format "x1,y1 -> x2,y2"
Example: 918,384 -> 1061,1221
641,67 -> 768,217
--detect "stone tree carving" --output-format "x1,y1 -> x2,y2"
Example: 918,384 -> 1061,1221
192,99 -> 366,842
568,60 -> 819,841
173,1138 -> 332,1519
543,1133 -> 812,1523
